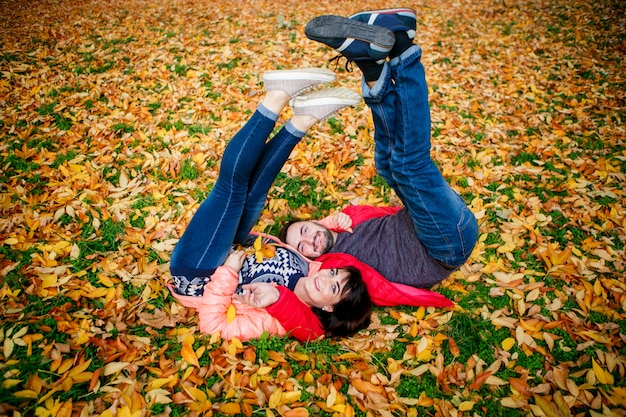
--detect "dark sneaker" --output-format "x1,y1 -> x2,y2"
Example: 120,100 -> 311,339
293,87 -> 361,121
349,8 -> 417,40
263,68 -> 335,97
305,15 -> 395,63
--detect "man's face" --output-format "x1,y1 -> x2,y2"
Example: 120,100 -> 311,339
284,221 -> 334,258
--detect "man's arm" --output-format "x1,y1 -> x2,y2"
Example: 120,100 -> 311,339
342,205 -> 402,227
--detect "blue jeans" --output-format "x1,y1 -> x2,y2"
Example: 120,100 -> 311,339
170,105 -> 305,291
362,45 -> 478,268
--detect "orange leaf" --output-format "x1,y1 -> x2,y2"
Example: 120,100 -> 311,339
181,344 -> 199,367
284,408 -> 310,417
220,403 -> 241,416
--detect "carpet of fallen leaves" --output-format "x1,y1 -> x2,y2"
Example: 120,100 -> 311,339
1,0 -> 625,416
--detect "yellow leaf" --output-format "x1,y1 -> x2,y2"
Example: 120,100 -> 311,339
416,337 -> 429,353
326,385 -> 338,408
13,390 -> 38,398
501,338 -> 516,351
61,376 -> 73,392
257,366 -> 273,376
553,391 -> 572,417
3,338 -> 14,358
182,334 -> 195,346
533,395 -> 561,417
4,237 -> 19,245
303,371 -> 315,384
181,344 -> 199,367
230,337 -> 243,349
86,288 -> 108,298
269,388 -> 283,408
1,379 -> 22,389
326,161 -> 335,177
71,372 -> 93,383
497,241 -> 517,253
40,273 -> 57,288
117,406 -> 131,417
254,235 -> 262,251
97,274 -> 115,287
68,359 -> 92,378
103,362 -> 130,376
57,358 -> 75,374
283,390 -> 301,403
459,401 -> 475,411
337,353 -> 363,360
147,377 -> 176,390
592,359 -> 614,385
414,306 -> 426,320
145,388 -> 173,405
185,386 -> 207,402
226,304 -> 237,323
289,352 -> 309,361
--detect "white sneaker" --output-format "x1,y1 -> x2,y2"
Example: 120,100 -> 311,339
293,88 -> 361,120
262,68 -> 335,97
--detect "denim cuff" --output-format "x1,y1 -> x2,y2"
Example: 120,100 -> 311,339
361,62 -> 391,99
258,103 -> 280,122
285,120 -> 306,138
389,44 -> 423,67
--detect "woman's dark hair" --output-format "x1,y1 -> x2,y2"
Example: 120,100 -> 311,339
311,266 -> 372,338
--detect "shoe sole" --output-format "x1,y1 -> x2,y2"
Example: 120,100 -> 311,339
349,8 -> 417,22
305,15 -> 395,49
294,87 -> 361,107
262,68 -> 335,83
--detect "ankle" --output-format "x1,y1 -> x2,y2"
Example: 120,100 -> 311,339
290,115 -> 318,131
355,60 -> 384,82
261,90 -> 291,114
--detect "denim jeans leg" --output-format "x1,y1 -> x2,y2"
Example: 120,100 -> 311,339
234,121 -> 306,243
170,107 -> 278,283
362,64 -> 402,196
387,45 -> 478,268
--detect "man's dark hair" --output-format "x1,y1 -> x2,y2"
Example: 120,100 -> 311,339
278,220 -> 298,244
311,266 -> 372,338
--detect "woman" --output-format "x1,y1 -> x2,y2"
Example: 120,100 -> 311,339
169,68 -> 372,341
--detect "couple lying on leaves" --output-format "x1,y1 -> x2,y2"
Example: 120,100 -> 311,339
169,9 -> 478,341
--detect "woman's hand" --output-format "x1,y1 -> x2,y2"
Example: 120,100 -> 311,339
224,250 -> 246,272
330,212 -> 353,232
234,283 -> 280,308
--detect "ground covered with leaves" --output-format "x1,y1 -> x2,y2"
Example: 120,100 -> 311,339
1,0 -> 625,416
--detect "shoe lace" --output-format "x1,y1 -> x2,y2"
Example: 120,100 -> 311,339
329,54 -> 354,73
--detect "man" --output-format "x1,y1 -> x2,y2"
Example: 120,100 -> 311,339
281,9 -> 478,288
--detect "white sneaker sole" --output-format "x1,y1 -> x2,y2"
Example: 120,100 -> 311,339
262,68 -> 335,82
294,87 -> 361,106
293,88 -> 361,120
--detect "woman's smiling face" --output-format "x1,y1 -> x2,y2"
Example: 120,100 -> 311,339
293,268 -> 350,311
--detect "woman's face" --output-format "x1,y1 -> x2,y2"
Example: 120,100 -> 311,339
295,268 -> 349,311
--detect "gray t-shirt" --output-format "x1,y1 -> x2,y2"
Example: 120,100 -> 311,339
329,208 -> 450,287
